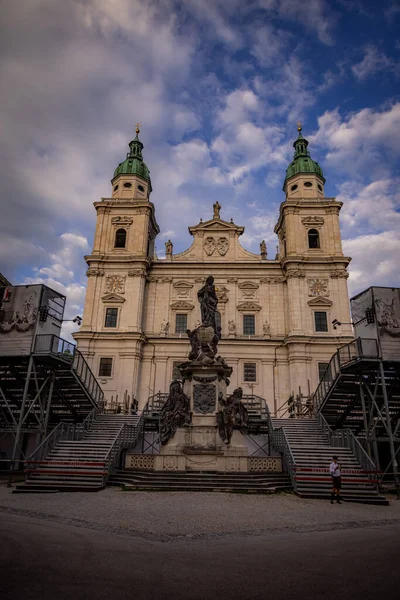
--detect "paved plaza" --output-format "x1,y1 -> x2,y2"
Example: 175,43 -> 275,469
1,487 -> 400,600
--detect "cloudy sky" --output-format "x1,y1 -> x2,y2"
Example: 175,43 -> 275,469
1,0 -> 399,339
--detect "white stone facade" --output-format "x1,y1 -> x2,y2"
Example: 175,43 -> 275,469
74,135 -> 353,413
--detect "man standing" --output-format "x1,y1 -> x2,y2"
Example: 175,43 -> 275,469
330,455 -> 342,504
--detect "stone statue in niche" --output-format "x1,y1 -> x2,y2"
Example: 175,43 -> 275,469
260,240 -> 267,259
160,319 -> 170,336
262,321 -> 271,337
213,201 -> 221,219
160,380 -> 190,445
165,239 -> 173,255
217,387 -> 248,445
197,275 -> 218,332
228,320 -> 236,336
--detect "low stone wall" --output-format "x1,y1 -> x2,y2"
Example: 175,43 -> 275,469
125,453 -> 283,473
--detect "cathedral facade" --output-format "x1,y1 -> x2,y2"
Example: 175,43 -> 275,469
74,126 -> 353,413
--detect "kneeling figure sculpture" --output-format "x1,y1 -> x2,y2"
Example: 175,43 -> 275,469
160,380 -> 190,445
217,387 -> 248,445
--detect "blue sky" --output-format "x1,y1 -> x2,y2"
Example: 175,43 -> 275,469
0,0 -> 399,338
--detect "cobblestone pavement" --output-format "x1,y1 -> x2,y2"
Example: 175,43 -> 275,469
1,486 -> 399,542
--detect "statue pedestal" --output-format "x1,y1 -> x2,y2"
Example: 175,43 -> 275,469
156,360 -> 249,472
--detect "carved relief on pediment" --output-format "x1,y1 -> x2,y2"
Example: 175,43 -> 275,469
204,236 -> 230,256
101,293 -> 125,304
111,217 -> 133,228
217,237 -> 229,256
170,300 -> 195,311
301,216 -> 324,230
307,297 -> 333,307
238,281 -> 259,299
173,281 -> 194,298
216,286 -> 229,303
204,237 -> 216,256
237,301 -> 262,312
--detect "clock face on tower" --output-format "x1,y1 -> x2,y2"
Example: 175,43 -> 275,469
308,278 -> 329,297
105,275 -> 126,294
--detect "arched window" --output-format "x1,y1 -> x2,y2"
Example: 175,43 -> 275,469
114,228 -> 127,248
308,229 -> 320,249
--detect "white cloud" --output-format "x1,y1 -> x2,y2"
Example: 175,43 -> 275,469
311,103 -> 400,178
351,45 -> 399,81
343,231 -> 400,295
258,0 -> 336,45
338,179 -> 400,233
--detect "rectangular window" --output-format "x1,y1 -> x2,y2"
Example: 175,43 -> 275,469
318,362 -> 329,380
244,362 -> 257,382
314,311 -> 328,332
104,307 -> 118,328
175,313 -> 187,333
243,314 -> 255,335
172,361 -> 182,380
99,357 -> 113,377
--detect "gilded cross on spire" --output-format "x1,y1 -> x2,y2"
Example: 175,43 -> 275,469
135,122 -> 141,134
297,121 -> 302,133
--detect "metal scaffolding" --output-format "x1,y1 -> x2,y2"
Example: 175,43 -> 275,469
0,334 -> 103,469
313,338 -> 400,487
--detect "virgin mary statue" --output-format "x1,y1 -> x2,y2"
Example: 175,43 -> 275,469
197,275 -> 218,332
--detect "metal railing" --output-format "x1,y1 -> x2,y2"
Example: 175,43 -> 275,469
102,421 -> 143,484
143,392 -> 168,417
271,425 -> 297,491
241,394 -> 269,421
276,395 -> 314,419
316,412 -> 379,483
26,422 -> 78,466
142,391 -> 269,423
313,337 -> 380,413
34,334 -> 104,407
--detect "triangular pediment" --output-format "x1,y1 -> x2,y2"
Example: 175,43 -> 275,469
189,218 -> 244,236
307,296 -> 333,307
238,281 -> 259,290
173,281 -> 193,289
101,293 -> 125,304
170,300 -> 195,310
237,301 -> 262,312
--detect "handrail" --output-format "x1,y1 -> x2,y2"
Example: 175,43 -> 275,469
102,417 -> 144,484
312,337 -> 379,413
271,426 -> 297,491
143,391 -> 269,423
26,422 -> 64,461
34,334 -> 104,408
276,395 -> 314,419
26,421 -> 78,469
316,412 -> 379,486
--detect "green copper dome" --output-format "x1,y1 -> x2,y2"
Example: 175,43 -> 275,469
113,128 -> 151,186
284,128 -> 324,188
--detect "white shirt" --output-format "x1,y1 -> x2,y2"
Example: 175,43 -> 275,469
330,462 -> 341,477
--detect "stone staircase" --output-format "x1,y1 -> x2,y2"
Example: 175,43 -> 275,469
109,470 -> 291,494
14,415 -> 141,493
271,418 -> 388,505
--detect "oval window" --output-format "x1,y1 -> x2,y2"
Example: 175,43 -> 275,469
304,182 -> 312,187
291,184 -> 298,191
123,182 -> 132,188
113,185 -> 119,192
318,184 -> 323,191
138,185 -> 145,192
